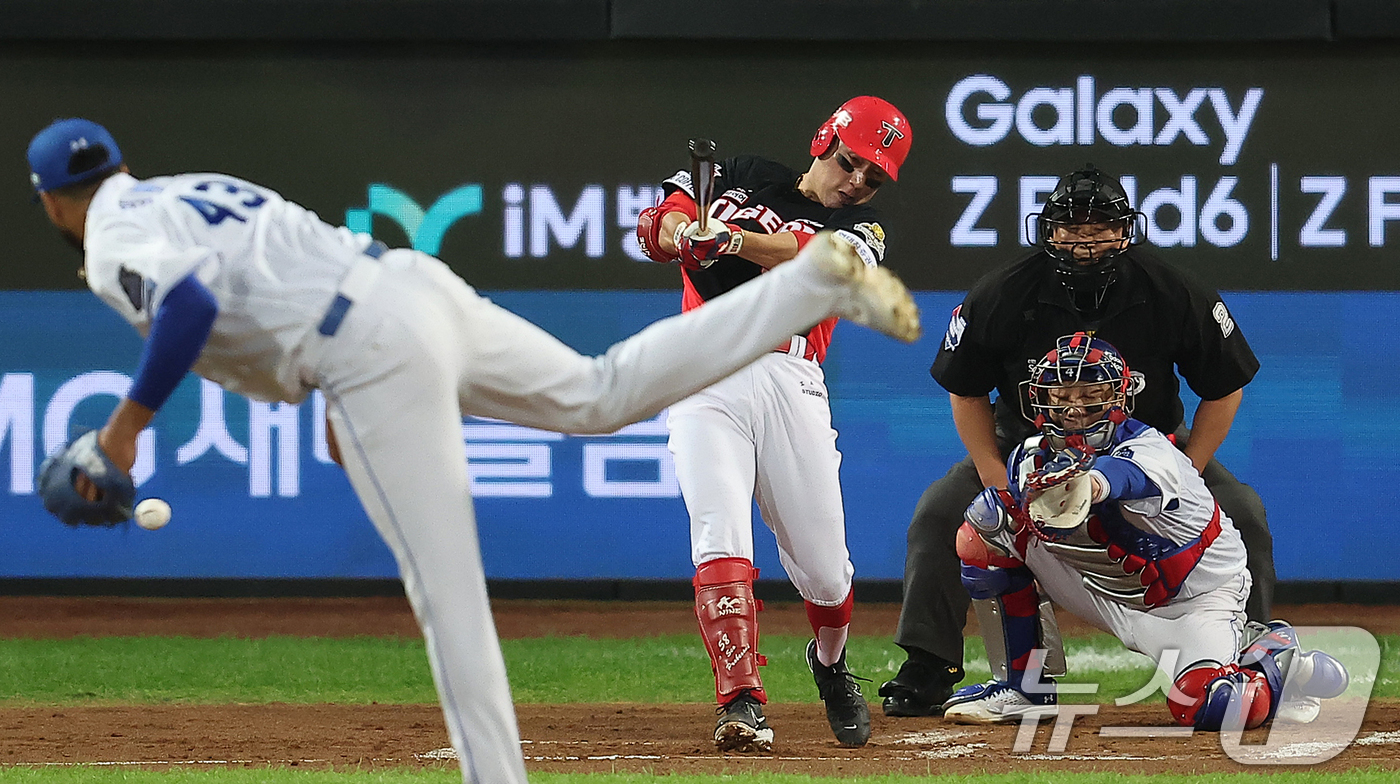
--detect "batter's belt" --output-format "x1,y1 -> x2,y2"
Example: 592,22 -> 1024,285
773,334 -> 819,362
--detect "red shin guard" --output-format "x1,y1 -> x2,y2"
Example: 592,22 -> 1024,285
695,557 -> 767,704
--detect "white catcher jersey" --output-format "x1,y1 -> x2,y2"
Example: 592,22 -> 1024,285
1009,419 -> 1248,607
83,172 -> 375,403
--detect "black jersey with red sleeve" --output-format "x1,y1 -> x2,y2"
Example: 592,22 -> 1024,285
660,154 -> 888,363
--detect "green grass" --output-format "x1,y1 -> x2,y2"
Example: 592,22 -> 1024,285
3,771 -> 1399,784
0,637 -> 439,704
0,634 -> 1396,706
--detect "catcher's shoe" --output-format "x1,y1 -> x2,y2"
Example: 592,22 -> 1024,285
714,690 -> 774,753
1274,650 -> 1349,724
879,655 -> 965,717
1240,621 -> 1349,726
1274,695 -> 1323,724
805,231 -> 921,343
806,639 -> 872,747
942,679 -> 1057,725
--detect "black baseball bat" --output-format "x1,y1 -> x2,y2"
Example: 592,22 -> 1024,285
688,138 -> 716,235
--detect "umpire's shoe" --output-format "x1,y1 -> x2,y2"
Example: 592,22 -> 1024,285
806,639 -> 872,747
879,652 -> 966,717
715,690 -> 773,753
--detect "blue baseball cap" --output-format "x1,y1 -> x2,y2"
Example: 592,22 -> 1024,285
27,118 -> 123,194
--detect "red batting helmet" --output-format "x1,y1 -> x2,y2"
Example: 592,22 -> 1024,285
809,96 -> 912,181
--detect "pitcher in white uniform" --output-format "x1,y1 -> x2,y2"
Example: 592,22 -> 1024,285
945,333 -> 1348,731
26,118 -> 921,784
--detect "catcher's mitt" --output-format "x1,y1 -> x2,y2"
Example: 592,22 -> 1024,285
36,431 -> 135,527
1024,446 -> 1096,539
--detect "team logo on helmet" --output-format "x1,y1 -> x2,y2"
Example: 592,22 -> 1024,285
879,121 -> 905,148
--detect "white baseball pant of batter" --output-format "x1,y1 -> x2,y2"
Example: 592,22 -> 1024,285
668,352 -> 852,605
309,237 -> 903,784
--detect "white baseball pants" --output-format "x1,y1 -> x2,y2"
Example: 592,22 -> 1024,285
309,245 -> 874,784
668,353 -> 854,605
1026,546 -> 1252,677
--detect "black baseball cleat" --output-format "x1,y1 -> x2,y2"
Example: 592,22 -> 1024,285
806,639 -> 872,747
714,690 -> 774,753
878,653 -> 966,717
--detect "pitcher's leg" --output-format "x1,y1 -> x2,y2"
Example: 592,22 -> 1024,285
455,236 -> 914,435
324,376 -> 525,784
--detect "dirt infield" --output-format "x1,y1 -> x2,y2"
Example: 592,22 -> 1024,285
3,596 -> 1399,775
6,595 -> 1400,639
6,702 -> 1400,775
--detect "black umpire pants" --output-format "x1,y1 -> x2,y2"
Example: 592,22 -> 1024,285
893,445 -> 1277,667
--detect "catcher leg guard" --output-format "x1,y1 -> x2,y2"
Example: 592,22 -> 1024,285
695,557 -> 767,704
945,533 -> 1059,723
1169,661 -> 1272,730
1285,649 -> 1350,699
957,522 -> 1067,681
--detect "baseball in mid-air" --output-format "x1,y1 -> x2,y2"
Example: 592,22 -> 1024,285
134,498 -> 172,530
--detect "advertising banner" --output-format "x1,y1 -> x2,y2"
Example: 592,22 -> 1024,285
0,291 -> 1394,581
3,44 -> 1400,291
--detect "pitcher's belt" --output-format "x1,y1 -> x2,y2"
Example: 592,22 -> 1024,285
318,240 -> 387,337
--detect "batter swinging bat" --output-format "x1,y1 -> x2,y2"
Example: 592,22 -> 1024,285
689,138 -> 716,235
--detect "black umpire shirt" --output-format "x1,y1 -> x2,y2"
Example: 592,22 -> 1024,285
931,248 -> 1260,446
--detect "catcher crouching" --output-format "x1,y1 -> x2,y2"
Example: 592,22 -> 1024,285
946,332 -> 1348,730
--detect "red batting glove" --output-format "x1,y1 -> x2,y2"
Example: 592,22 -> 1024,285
636,205 -> 680,263
674,220 -> 744,269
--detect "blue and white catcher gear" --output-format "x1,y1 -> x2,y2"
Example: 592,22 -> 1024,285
1022,332 -> 1132,451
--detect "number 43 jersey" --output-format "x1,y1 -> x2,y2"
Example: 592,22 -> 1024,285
84,172 -> 378,403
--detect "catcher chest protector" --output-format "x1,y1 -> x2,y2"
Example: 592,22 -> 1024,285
694,557 -> 767,703
809,96 -> 912,181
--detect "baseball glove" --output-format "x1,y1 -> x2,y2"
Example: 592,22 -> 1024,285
36,431 -> 136,527
1024,445 -> 1096,538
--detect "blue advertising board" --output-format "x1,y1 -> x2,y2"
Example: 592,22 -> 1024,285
0,290 -> 1395,581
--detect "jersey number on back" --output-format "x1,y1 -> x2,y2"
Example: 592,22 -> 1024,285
179,180 -> 267,226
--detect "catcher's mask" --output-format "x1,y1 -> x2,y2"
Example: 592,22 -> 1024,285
1026,165 -> 1145,308
1022,332 -> 1132,451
